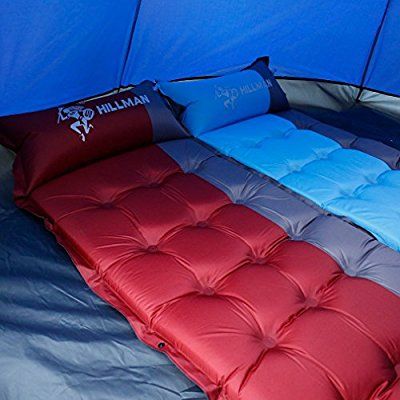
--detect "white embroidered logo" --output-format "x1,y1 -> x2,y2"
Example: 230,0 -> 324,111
57,105 -> 95,142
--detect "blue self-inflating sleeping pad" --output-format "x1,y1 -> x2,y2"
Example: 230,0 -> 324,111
196,113 -> 400,252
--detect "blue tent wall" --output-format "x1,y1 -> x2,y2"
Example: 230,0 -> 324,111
122,0 -> 387,86
0,0 -> 139,116
364,0 -> 400,96
0,0 -> 398,117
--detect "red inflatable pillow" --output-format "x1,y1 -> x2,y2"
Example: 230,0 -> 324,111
0,82 -> 186,201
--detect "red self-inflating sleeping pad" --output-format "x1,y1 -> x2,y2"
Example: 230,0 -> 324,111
21,141 -> 400,400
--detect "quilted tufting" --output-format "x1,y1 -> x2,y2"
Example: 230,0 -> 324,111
24,139 -> 400,400
197,113 -> 400,252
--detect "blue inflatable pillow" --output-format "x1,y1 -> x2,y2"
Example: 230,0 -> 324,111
158,66 -> 285,136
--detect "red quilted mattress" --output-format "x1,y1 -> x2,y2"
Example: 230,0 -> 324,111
20,139 -> 400,400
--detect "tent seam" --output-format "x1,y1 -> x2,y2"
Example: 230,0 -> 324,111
118,0 -> 143,91
356,0 -> 392,102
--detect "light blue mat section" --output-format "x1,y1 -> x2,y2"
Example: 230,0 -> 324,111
197,114 -> 400,252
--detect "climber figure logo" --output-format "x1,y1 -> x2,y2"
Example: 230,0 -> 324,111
57,105 -> 95,142
215,86 -> 239,110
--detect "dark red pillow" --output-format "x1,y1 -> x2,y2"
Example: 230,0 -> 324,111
0,82 -> 187,200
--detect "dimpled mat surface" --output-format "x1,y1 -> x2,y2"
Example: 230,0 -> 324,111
22,138 -> 400,400
197,112 -> 400,252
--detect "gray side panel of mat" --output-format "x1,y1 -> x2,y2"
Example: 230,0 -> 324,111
132,82 -> 190,143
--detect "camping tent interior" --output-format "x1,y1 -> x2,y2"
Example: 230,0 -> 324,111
1,2 -> 400,400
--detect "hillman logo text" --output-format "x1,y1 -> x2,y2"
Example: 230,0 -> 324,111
215,78 -> 273,110
96,95 -> 150,115
58,94 -> 151,142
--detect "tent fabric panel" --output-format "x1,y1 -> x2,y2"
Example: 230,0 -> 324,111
1,1 -> 400,118
364,0 -> 400,96
122,0 -> 387,86
0,0 -> 138,116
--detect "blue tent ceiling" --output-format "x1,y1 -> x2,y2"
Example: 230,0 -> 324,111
0,0 -> 398,116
